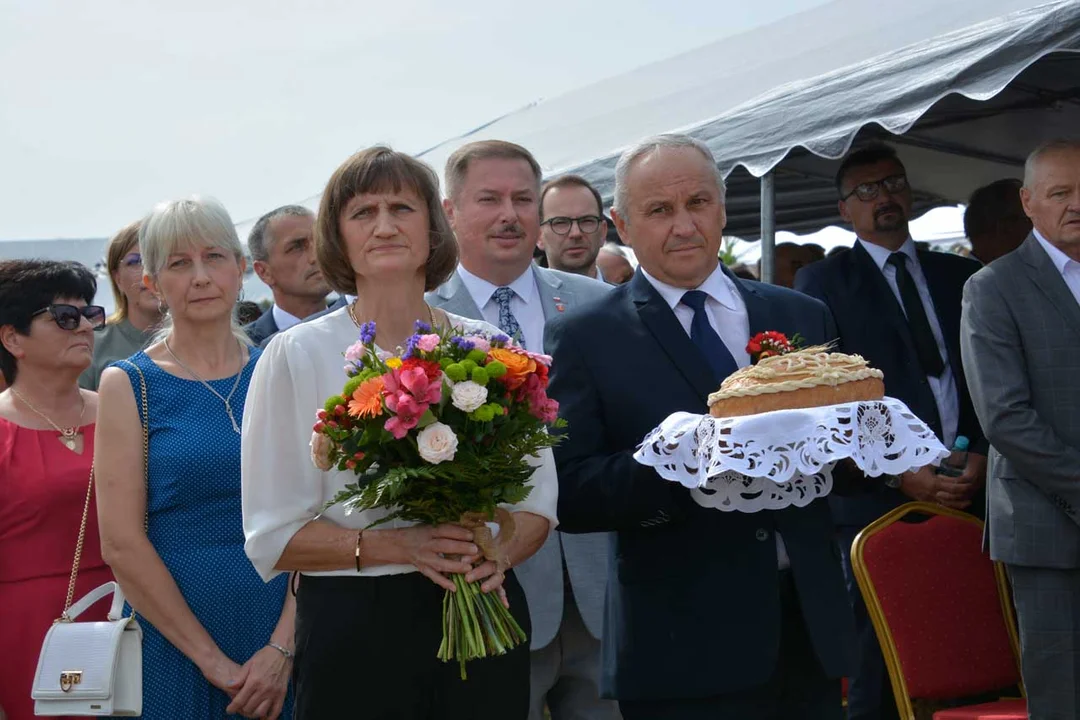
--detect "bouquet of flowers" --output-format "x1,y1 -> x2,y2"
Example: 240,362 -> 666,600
746,330 -> 805,364
310,319 -> 563,678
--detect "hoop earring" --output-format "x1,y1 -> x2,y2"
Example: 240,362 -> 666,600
158,298 -> 169,314
237,287 -> 246,303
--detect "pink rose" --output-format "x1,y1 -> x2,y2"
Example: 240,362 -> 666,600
416,334 -> 440,353
463,335 -> 491,353
344,341 -> 366,362
310,432 -> 333,471
507,344 -> 553,366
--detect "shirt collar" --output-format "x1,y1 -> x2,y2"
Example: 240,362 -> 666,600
857,236 -> 917,272
272,304 -> 303,331
457,264 -> 538,308
640,263 -> 742,312
1033,228 -> 1076,275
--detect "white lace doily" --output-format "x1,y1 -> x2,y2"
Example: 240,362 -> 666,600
633,398 -> 948,513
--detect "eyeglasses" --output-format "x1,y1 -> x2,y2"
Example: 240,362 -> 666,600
31,304 -> 107,331
841,174 -> 909,202
541,215 -> 603,235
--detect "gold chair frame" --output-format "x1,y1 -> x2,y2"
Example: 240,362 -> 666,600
851,502 -> 1025,720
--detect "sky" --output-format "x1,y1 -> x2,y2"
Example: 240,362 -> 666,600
0,0 -> 842,240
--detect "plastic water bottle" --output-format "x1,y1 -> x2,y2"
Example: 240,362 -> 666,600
937,435 -> 970,477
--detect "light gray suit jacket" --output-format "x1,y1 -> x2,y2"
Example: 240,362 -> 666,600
960,234 -> 1080,569
427,264 -> 614,649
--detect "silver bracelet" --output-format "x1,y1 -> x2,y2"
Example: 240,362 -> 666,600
267,642 -> 293,659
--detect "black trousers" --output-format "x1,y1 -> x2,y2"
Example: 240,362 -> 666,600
293,571 -> 531,719
619,570 -> 842,720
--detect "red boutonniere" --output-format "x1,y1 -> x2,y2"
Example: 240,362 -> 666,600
746,331 -> 804,364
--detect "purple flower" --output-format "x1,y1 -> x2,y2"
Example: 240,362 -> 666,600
450,336 -> 475,352
403,334 -> 421,359
491,333 -> 510,346
360,321 -> 376,346
414,320 -> 432,334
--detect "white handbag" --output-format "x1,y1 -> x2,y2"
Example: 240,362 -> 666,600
31,581 -> 142,716
32,359 -> 150,716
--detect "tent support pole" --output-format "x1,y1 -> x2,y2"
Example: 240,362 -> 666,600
760,171 -> 776,284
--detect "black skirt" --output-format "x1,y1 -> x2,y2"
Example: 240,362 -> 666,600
293,570 -> 531,720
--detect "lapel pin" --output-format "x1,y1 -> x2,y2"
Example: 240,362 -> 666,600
553,296 -> 565,312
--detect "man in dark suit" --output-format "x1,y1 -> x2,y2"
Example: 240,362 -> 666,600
244,205 -> 331,346
547,133 -> 856,719
794,143 -> 987,720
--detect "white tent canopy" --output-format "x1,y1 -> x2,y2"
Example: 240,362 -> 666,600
412,0 -> 1080,241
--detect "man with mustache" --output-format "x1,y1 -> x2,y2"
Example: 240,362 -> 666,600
961,139 -> 1080,720
245,205 -> 332,346
795,143 -> 987,720
547,134 -> 855,719
428,140 -> 618,720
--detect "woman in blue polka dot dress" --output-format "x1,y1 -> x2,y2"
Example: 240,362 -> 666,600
95,197 -> 294,719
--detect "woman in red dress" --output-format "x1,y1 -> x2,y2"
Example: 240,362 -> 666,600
0,260 -> 114,720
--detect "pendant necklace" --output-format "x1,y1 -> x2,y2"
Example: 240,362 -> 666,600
10,386 -> 86,450
164,337 -> 246,434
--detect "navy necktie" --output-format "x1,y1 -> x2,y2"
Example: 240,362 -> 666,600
886,253 -> 944,377
681,290 -> 738,382
492,286 -> 525,349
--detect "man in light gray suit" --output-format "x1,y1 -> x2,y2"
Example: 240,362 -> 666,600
961,139 -> 1080,720
428,139 -> 619,720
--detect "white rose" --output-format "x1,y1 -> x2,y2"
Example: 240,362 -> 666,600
417,422 -> 459,464
310,432 -> 332,471
451,381 -> 488,413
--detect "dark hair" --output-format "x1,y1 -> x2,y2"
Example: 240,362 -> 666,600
540,174 -> 604,221
964,179 -> 1024,239
235,300 -> 264,325
445,140 -> 543,201
315,146 -> 459,295
835,143 -> 904,195
248,205 -> 314,262
0,259 -> 97,384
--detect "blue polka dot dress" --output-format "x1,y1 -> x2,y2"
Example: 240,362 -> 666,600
112,349 -> 293,719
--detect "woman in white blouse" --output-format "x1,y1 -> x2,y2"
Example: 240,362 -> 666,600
241,146 -> 558,720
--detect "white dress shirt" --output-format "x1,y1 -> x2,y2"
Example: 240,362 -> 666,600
857,238 -> 960,448
240,307 -> 559,581
271,304 -> 303,333
640,263 -> 790,570
1033,229 -> 1080,306
457,265 -> 547,353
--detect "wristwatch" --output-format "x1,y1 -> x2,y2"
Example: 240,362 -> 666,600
884,474 -> 902,489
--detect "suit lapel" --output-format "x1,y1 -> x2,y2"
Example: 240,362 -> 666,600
532,266 -> 568,320
630,271 -> 718,401
727,265 -> 773,337
433,270 -> 484,319
919,251 -> 964,376
1019,234 -> 1080,341
851,242 -> 920,358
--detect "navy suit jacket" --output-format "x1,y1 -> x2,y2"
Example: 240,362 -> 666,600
545,267 -> 856,702
795,242 -> 986,526
243,308 -> 278,347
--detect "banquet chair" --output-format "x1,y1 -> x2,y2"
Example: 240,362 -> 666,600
851,502 -> 1027,720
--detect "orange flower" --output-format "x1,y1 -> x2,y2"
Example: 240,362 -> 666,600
488,347 -> 536,390
348,376 -> 386,418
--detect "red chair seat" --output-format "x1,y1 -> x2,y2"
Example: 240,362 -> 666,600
932,698 -> 1027,719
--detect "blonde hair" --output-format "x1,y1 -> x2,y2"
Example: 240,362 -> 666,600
104,219 -> 142,325
139,195 -> 251,345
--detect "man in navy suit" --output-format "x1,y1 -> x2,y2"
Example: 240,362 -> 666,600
547,134 -> 856,719
244,205 -> 331,346
795,144 -> 987,720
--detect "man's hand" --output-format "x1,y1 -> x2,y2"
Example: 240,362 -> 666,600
899,465 -> 972,510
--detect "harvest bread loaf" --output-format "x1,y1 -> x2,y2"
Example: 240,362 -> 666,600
707,348 -> 884,418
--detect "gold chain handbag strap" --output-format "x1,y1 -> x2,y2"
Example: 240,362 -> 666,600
61,359 -> 151,619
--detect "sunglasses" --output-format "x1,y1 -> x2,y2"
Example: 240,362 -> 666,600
31,304 -> 107,331
841,174 -> 909,202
